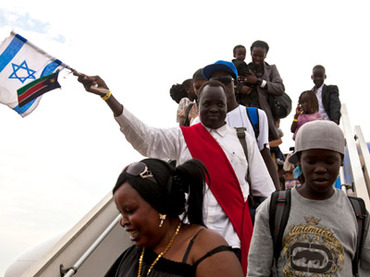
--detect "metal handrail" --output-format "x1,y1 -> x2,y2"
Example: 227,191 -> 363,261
60,214 -> 121,277
341,105 -> 366,194
353,125 -> 370,207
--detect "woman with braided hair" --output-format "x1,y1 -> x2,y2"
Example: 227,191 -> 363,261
106,158 -> 243,277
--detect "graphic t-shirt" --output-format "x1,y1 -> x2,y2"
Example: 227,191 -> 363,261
280,189 -> 357,276
247,188 -> 370,276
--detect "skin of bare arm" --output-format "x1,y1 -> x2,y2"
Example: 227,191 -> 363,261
74,72 -> 123,117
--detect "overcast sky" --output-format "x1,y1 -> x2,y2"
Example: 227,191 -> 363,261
1,0 -> 370,275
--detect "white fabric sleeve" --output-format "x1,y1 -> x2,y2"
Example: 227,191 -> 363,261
247,198 -> 274,276
256,109 -> 270,150
114,108 -> 182,160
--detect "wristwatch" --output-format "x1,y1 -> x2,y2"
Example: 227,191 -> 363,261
257,78 -> 262,86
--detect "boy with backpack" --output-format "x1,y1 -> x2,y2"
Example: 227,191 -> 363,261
247,120 -> 370,276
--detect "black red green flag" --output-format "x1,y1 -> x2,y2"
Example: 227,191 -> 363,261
17,71 -> 61,107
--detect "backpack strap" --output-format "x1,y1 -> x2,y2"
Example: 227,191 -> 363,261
269,189 -> 291,261
235,127 -> 248,161
348,196 -> 368,276
246,107 -> 260,140
235,127 -> 250,184
183,102 -> 194,127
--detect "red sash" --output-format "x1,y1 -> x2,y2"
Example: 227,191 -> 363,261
181,123 -> 252,275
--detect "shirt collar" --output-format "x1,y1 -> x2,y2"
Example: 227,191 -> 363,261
316,83 -> 324,93
202,122 -> 228,137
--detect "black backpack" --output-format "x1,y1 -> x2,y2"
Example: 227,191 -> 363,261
269,190 -> 368,276
268,92 -> 292,119
183,102 -> 194,127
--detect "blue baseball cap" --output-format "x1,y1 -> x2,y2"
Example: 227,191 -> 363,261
202,60 -> 238,80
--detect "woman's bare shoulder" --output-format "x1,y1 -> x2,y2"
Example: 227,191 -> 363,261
195,228 -> 229,247
190,228 -> 243,276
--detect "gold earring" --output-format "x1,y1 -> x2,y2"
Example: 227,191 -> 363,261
159,214 -> 166,227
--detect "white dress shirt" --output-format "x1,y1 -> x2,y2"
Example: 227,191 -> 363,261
193,105 -> 270,151
226,105 -> 270,151
115,108 -> 275,248
316,84 -> 330,120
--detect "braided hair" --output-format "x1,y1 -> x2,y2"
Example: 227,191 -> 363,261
169,83 -> 188,104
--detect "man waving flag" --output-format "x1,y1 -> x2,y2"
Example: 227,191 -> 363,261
0,31 -> 68,117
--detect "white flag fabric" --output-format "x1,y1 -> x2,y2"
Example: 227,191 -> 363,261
0,31 -> 67,117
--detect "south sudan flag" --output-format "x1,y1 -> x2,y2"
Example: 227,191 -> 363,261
17,71 -> 61,107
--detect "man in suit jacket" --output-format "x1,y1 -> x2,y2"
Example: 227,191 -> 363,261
311,65 -> 341,124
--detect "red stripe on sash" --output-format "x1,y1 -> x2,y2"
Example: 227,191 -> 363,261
181,123 -> 252,275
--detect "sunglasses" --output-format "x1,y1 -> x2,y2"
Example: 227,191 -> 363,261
122,162 -> 157,184
210,76 -> 234,85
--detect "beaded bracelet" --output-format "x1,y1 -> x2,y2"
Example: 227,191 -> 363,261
101,90 -> 112,101
293,118 -> 298,122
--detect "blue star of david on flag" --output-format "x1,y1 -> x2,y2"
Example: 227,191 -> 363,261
9,60 -> 36,83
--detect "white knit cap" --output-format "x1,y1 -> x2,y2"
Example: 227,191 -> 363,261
288,120 -> 345,164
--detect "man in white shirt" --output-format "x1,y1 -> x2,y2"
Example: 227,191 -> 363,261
75,73 -> 275,274
201,60 -> 280,189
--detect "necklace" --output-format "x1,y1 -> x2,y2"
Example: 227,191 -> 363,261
137,222 -> 182,277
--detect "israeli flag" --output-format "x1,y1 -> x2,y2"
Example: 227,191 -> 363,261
0,32 -> 66,117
